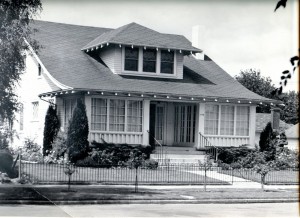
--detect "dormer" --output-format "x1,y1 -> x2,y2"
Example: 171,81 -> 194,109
82,23 -> 201,79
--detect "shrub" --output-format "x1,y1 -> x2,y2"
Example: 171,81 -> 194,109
51,130 -> 68,158
217,147 -> 252,164
43,105 -> 60,156
142,159 -> 158,169
0,131 -> 9,150
19,138 -> 43,162
67,99 -> 89,163
259,122 -> 274,152
237,151 -> 267,169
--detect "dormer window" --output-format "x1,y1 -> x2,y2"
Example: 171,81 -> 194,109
143,48 -> 156,73
124,47 -> 139,71
122,46 -> 177,77
161,50 -> 174,74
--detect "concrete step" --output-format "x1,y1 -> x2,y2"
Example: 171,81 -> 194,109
150,154 -> 207,164
153,147 -> 206,155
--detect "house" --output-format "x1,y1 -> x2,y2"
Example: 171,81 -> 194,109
285,124 -> 299,151
255,112 -> 292,146
13,21 -> 280,151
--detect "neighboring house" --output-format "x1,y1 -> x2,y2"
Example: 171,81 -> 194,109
13,21 -> 279,150
285,124 -> 299,151
255,112 -> 292,146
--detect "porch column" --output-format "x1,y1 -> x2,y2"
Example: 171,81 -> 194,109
195,103 -> 205,149
142,99 -> 150,145
85,95 -> 92,142
249,105 -> 256,147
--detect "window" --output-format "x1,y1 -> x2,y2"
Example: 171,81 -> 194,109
20,104 -> 24,130
220,105 -> 234,135
91,98 -> 107,131
124,47 -> 139,71
38,64 -> 42,76
204,104 -> 250,136
143,49 -> 156,73
204,105 -> 219,135
32,101 -> 39,120
109,99 -> 125,131
236,106 -> 249,136
127,100 -> 143,132
64,98 -> 77,127
160,50 -> 174,74
91,98 -> 143,132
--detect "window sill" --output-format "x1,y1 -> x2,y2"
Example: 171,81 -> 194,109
121,71 -> 179,79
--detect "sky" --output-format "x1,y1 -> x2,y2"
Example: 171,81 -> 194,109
38,0 -> 299,92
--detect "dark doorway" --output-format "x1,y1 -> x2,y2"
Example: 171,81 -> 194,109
149,104 -> 156,147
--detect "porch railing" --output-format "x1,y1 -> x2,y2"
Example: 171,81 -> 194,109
199,132 -> 219,162
147,130 -> 167,164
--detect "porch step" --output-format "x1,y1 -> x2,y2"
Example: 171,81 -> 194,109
153,147 -> 206,155
150,154 -> 207,164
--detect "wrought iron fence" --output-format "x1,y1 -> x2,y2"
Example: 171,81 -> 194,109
18,161 -> 298,185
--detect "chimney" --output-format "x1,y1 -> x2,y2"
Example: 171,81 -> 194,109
271,107 -> 281,130
192,25 -> 205,60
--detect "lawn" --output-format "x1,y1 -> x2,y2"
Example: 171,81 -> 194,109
21,163 -> 228,185
220,168 -> 299,184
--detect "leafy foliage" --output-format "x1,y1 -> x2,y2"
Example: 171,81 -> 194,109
279,91 -> 299,124
66,99 -> 89,163
235,69 -> 278,113
0,0 -> 42,122
43,105 -> 60,156
217,147 -> 252,164
19,138 -> 43,162
0,149 -> 14,177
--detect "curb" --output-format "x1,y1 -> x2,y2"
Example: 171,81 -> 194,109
0,198 -> 298,205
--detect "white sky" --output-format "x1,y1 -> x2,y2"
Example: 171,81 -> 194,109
38,0 -> 299,92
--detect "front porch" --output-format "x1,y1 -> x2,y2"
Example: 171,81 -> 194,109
56,94 -> 256,151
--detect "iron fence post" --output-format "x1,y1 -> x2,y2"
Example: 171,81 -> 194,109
231,167 -> 234,184
18,153 -> 22,181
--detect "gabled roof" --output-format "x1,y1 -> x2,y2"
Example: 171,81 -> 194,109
31,20 -> 277,103
256,113 -> 292,132
285,124 -> 299,139
82,22 -> 201,52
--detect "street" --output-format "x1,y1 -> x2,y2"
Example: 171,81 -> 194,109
0,203 -> 298,217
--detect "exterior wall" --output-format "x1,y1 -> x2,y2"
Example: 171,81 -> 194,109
175,51 -> 184,79
12,54 -> 55,148
99,46 -> 119,74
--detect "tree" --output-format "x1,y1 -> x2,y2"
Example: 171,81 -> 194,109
235,70 -> 299,124
0,0 -> 42,123
66,99 -> 89,163
43,105 -> 60,156
279,91 -> 299,125
259,122 -> 274,153
235,69 -> 278,113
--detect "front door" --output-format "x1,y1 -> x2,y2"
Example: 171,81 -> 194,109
174,104 -> 197,146
149,103 -> 166,145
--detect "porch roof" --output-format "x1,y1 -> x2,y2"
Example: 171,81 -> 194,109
32,20 -> 279,105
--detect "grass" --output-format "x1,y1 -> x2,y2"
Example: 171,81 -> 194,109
220,169 -> 299,184
21,163 -> 228,185
0,186 -> 297,202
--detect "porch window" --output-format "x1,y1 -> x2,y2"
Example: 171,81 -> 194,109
127,100 -> 143,132
143,49 -> 156,73
220,105 -> 234,135
109,99 -> 125,131
91,98 -> 143,132
236,106 -> 249,136
124,47 -> 139,71
64,98 -> 78,127
91,98 -> 107,131
160,50 -> 174,74
204,105 -> 219,135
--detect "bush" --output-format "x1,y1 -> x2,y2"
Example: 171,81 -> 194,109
259,122 -> 274,152
67,99 -> 89,163
0,149 -> 18,178
43,105 -> 60,156
218,146 -> 252,164
77,142 -> 153,168
142,159 -> 158,169
19,138 -> 43,162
